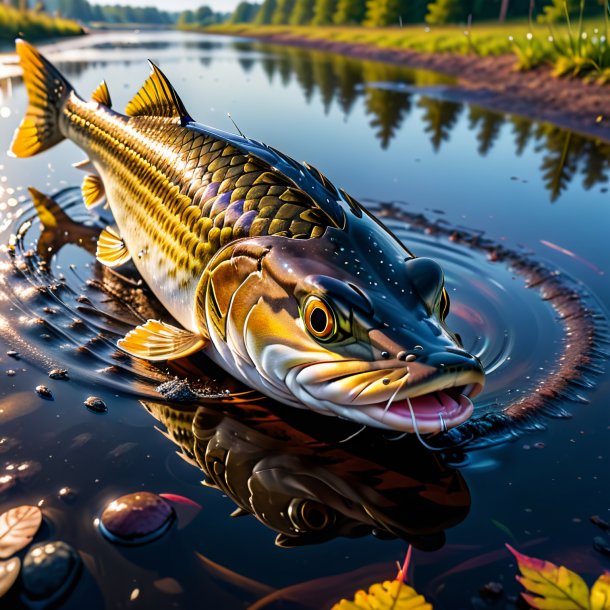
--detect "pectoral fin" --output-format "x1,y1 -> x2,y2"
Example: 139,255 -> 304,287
82,174 -> 105,208
118,320 -> 206,361
96,226 -> 131,267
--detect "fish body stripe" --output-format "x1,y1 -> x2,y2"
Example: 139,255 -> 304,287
61,94 -> 328,329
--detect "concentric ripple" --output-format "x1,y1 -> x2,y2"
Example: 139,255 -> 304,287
0,188 -> 606,449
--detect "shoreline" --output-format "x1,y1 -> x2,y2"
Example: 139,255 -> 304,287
207,29 -> 610,142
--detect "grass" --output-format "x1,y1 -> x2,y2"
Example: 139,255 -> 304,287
203,16 -> 610,84
0,5 -> 84,42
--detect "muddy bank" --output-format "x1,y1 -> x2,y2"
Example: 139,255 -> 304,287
219,30 -> 610,142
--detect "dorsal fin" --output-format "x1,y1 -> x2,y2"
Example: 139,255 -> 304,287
91,80 -> 111,107
125,61 -> 191,120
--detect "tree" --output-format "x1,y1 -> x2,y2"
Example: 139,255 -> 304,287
425,0 -> 464,25
177,9 -> 196,25
364,0 -> 409,27
271,0 -> 295,23
333,0 -> 366,24
58,0 -> 93,21
289,0 -> 315,24
254,0 -> 277,24
499,0 -> 509,22
311,0 -> 338,25
539,0 -> 580,23
229,1 -> 260,23
196,5 -> 214,24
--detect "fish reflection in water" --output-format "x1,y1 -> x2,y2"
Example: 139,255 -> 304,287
143,397 -> 470,551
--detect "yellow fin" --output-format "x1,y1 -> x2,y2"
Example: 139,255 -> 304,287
10,40 -> 72,158
118,320 -> 205,361
29,187 -> 62,230
82,174 -> 105,208
125,61 -> 191,120
91,80 -> 111,106
73,158 -> 98,175
96,226 -> 131,267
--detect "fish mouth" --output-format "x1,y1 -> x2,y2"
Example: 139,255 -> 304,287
362,380 -> 483,434
292,357 -> 484,434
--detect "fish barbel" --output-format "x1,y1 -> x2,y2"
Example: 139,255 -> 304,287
11,40 -> 485,433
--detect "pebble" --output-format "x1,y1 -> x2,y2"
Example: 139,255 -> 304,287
22,541 -> 81,603
591,515 -> 610,532
99,492 -> 175,545
479,581 -> 504,600
6,351 -> 19,360
35,385 -> 53,400
6,370 -> 15,377
84,396 -> 107,413
593,536 -> 610,558
48,369 -> 69,380
58,487 -> 77,505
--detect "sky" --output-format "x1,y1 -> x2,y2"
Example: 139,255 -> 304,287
93,0 -> 242,12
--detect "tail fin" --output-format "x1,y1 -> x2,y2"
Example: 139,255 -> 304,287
10,40 -> 74,158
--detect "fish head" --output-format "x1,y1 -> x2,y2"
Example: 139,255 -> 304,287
200,230 -> 485,433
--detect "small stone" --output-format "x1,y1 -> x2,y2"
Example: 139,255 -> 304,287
594,536 -> 610,558
22,541 -> 81,603
48,369 -> 69,380
0,473 -> 15,494
591,515 -> 610,532
35,385 -> 53,400
6,351 -> 19,360
5,460 -> 41,482
58,487 -> 77,504
100,492 -> 175,545
6,370 -> 16,377
84,396 -> 107,413
533,442 -> 545,449
480,581 -> 504,600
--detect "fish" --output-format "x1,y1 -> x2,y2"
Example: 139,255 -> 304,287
10,40 -> 485,433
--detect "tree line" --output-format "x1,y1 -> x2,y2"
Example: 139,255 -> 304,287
12,0 -> 225,26
229,0 -> 607,26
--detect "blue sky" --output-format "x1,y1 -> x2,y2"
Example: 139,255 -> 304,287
94,0 -> 242,12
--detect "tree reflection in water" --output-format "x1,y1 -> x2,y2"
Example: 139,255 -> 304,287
244,43 -> 610,201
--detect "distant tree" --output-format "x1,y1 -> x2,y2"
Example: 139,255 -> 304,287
195,5 -> 214,24
230,1 -> 260,23
90,3 -> 104,20
177,9 -> 196,25
33,1 -> 47,12
271,0 -> 295,23
425,0 -> 464,25
311,0 -> 337,25
289,0 -> 315,24
364,0 -> 410,27
333,0 -> 365,24
539,0 -> 580,22
58,0 -> 93,21
255,0 -> 277,23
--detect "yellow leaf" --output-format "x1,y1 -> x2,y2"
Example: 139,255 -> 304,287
590,573 -> 610,610
507,545 -> 590,610
0,505 -> 42,559
331,579 -> 432,610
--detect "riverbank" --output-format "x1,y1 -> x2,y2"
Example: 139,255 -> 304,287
0,6 -> 84,44
205,25 -> 610,142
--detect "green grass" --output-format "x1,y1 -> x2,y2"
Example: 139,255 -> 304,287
0,5 -> 84,42
204,18 -> 610,83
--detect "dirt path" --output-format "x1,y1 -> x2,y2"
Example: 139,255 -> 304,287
223,31 -> 610,142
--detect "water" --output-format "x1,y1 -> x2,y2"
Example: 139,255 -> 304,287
0,30 -> 608,609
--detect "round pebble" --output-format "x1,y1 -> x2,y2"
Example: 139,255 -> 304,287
84,396 -> 107,413
58,487 -> 77,504
22,541 -> 81,603
48,369 -> 69,380
100,492 -> 175,545
35,385 -> 53,399
6,351 -> 20,360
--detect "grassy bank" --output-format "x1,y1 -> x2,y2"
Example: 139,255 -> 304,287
0,5 -> 84,42
205,20 -> 610,83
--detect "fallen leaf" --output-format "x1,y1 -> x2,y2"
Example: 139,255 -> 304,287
331,579 -> 432,610
0,505 -> 42,558
507,544 -> 590,610
0,557 -> 20,598
590,573 -> 610,610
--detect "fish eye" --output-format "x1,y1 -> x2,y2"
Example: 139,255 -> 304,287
303,296 -> 335,341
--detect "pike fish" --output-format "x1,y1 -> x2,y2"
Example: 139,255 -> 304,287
11,40 -> 485,433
